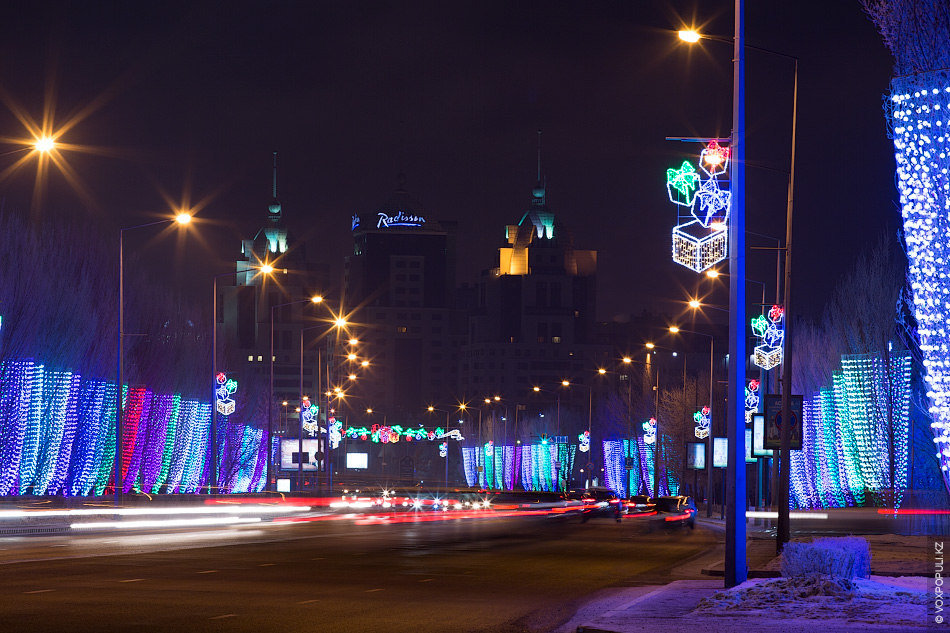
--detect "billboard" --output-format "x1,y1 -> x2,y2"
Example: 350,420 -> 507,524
712,437 -> 728,468
763,394 -> 803,450
346,452 -> 368,469
279,439 -> 323,471
752,414 -> 774,457
686,442 -> 705,470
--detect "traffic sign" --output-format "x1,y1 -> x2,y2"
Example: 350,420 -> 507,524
763,394 -> 803,450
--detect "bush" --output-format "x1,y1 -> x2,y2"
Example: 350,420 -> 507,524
780,536 -> 871,579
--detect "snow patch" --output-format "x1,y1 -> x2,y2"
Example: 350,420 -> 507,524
694,573 -> 928,626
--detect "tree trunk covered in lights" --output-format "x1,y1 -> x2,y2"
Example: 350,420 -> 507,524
863,0 -> 950,491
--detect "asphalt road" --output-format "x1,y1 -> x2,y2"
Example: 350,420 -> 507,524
0,512 -> 717,633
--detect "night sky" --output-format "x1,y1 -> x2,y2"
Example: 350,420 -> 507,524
0,1 -> 898,324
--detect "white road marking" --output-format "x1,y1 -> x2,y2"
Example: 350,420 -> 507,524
209,614 -> 236,620
297,599 -> 319,604
258,563 -> 275,567
365,588 -> 383,593
23,589 -> 54,594
418,578 -> 433,582
197,570 -> 218,574
119,579 -> 144,583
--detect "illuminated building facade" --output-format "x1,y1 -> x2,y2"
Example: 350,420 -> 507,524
460,181 -> 609,402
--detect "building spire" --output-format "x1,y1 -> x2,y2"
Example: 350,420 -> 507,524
268,151 -> 282,223
537,129 -> 542,182
532,129 -> 546,206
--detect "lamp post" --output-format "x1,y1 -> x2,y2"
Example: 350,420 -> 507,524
427,406 -> 453,487
562,381 -> 593,490
668,326 -> 715,516
212,263 -> 279,494
116,212 -> 192,504
297,319 -> 346,492
268,295 -> 323,492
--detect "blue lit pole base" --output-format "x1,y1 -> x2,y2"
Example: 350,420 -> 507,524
672,221 -> 728,273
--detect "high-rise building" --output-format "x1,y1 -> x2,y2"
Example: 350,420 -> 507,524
343,179 -> 463,423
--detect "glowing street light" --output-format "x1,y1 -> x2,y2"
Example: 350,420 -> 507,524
175,212 -> 192,225
33,136 -> 56,153
116,211 -> 194,504
678,29 -> 701,43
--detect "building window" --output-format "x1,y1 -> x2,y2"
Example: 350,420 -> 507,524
257,355 -> 263,361
551,337 -> 562,344
247,355 -> 254,362
396,326 -> 408,333
409,261 -> 421,268
396,261 -> 407,268
536,281 -> 548,307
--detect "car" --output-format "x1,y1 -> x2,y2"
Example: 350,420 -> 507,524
571,487 -> 623,521
652,495 -> 697,529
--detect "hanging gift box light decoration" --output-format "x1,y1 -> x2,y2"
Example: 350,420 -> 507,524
694,407 -> 711,439
578,430 -> 590,452
665,140 -> 731,273
752,305 -> 785,370
214,372 -> 236,416
642,417 -> 657,445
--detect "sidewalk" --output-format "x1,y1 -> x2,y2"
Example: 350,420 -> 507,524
562,524 -> 934,632
565,578 -> 929,633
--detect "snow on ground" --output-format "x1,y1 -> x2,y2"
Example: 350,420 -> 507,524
693,573 -> 928,626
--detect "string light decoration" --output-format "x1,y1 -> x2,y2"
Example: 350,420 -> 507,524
343,423 -> 462,444
752,305 -> 785,370
604,435 -> 676,496
785,351 -> 912,509
439,442 -> 448,458
0,356 -> 267,496
863,0 -> 950,489
694,407 -> 710,439
666,141 -> 731,273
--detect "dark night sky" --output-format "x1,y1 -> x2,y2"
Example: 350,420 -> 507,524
0,1 -> 898,324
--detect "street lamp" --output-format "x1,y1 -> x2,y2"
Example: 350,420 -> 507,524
427,405 -> 454,487
298,316 -> 348,492
116,211 -> 192,504
679,20 -> 799,569
675,7 -> 748,586
669,325 -> 716,517
268,294 -> 323,492
211,263 -> 280,494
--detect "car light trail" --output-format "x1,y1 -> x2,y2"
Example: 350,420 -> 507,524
70,517 -> 262,530
745,511 -> 828,520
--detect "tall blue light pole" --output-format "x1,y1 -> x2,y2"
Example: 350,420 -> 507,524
725,0 -> 748,588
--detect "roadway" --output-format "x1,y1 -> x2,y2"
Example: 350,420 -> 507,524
0,511 -> 717,632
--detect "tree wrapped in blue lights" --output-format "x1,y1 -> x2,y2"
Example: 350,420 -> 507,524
864,0 -> 950,490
